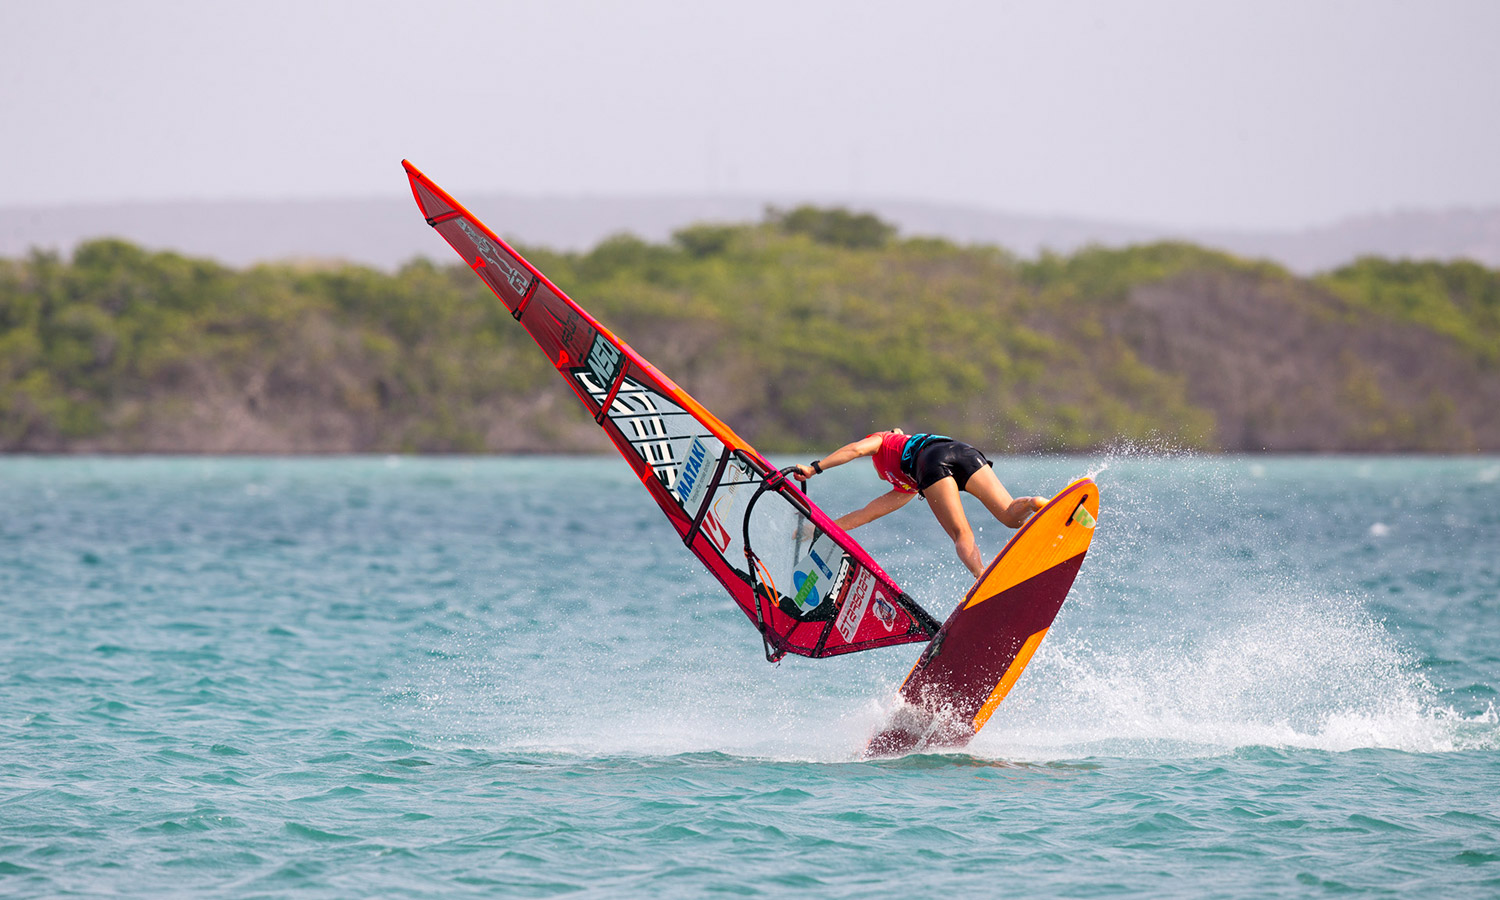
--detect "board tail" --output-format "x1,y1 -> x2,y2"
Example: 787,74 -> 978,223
865,478 -> 1100,756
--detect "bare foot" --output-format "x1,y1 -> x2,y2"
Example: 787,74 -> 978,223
1016,497 -> 1046,525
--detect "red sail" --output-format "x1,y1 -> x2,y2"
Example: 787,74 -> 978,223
403,160 -> 937,660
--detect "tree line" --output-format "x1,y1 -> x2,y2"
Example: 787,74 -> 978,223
2,207 -> 1496,453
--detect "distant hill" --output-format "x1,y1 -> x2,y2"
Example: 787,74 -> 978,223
2,223 -> 1497,455
3,195 -> 1500,275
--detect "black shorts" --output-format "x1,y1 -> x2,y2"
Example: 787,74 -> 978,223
911,440 -> 992,493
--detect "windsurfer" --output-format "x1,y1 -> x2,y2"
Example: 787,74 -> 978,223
792,430 -> 1044,579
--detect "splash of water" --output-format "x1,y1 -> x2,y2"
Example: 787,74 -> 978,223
978,589 -> 1496,759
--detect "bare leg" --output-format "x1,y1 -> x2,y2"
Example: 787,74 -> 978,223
923,476 -> 984,578
964,465 -> 1045,529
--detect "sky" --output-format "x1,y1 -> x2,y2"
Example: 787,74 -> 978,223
2,0 -> 1498,231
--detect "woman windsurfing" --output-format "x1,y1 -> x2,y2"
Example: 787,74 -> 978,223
792,430 -> 1045,579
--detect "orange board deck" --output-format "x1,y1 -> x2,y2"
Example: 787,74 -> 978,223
865,477 -> 1100,757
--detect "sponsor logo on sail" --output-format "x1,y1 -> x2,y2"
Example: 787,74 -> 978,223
559,308 -> 589,357
586,333 -> 624,387
835,568 -> 877,643
702,510 -> 732,553
872,592 -> 898,630
456,220 -> 530,294
673,437 -> 714,510
792,570 -> 821,611
825,556 -> 851,603
808,547 -> 834,579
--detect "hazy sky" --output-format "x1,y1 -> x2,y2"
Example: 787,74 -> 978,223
3,0 -> 1497,230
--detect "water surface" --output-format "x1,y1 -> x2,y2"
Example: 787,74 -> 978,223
2,455 -> 1497,897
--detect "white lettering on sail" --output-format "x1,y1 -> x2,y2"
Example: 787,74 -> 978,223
835,568 -> 877,643
456,219 -> 530,294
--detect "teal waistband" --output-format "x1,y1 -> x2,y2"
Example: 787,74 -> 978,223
899,433 -> 951,474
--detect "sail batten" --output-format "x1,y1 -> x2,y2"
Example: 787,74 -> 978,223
403,160 -> 936,659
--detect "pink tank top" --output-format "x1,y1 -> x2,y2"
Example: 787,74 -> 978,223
870,432 -> 918,494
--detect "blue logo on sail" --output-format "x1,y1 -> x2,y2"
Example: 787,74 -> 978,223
673,437 -> 714,510
792,569 -> 821,611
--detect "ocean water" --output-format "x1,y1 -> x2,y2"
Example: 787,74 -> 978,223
1,454 -> 1497,898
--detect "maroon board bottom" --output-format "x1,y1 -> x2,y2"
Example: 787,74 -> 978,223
864,552 -> 1089,758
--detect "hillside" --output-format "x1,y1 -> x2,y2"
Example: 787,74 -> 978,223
6,195 -> 1500,275
2,211 -> 1497,454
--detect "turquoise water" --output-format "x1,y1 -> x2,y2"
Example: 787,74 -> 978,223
2,455 -> 1498,897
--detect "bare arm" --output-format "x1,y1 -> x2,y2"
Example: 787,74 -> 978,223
833,489 -> 916,531
791,434 -> 884,482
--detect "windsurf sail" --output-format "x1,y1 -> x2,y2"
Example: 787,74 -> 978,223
403,160 -> 939,660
